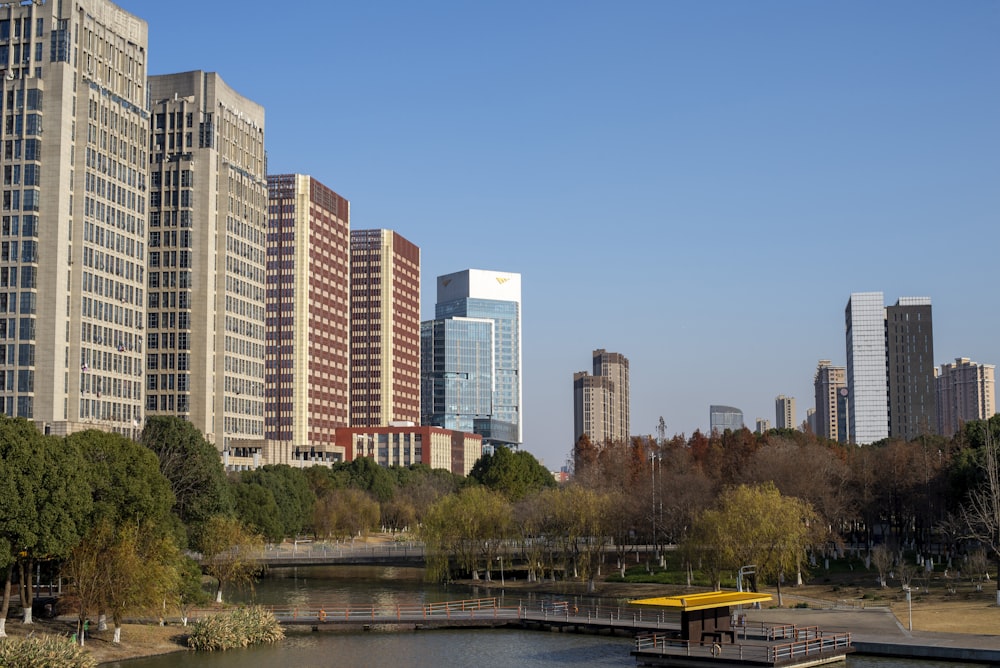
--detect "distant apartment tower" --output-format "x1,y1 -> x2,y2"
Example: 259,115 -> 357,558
147,72 -> 267,467
936,358 -> 996,436
265,175 -> 350,465
886,298 -> 935,440
845,292 -> 889,445
6,0 -> 147,437
710,405 -> 744,433
813,360 -> 846,442
423,269 -> 522,447
573,349 -> 630,445
775,395 -> 796,429
755,418 -> 771,434
349,229 -> 420,427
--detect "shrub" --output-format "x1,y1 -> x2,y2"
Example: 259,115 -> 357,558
0,634 -> 97,668
187,606 -> 284,651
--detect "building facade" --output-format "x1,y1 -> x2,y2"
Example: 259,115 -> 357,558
936,358 -> 996,436
755,417 -> 771,434
429,269 -> 521,447
349,229 -> 420,427
573,349 -> 629,445
5,0 -> 148,437
420,316 -> 494,437
710,405 -> 743,433
813,360 -> 846,442
845,292 -> 889,445
885,297 -> 935,441
265,174 -> 350,465
147,72 -> 267,467
335,425 -> 482,476
775,395 -> 795,430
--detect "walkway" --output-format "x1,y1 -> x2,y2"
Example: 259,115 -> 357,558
745,605 -> 1000,664
265,597 -> 681,635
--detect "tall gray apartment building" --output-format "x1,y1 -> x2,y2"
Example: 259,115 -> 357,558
886,297 -> 935,440
573,349 -> 630,445
813,360 -> 846,442
146,71 -> 267,468
936,357 -> 996,436
774,395 -> 795,429
2,0 -> 148,436
844,292 -> 936,444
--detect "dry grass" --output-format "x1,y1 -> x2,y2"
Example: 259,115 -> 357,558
1,618 -> 188,665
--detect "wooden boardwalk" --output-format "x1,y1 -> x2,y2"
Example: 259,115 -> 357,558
633,622 -> 853,667
264,597 -> 683,635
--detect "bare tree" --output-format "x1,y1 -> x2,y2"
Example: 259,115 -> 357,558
870,544 -> 893,588
960,424 -> 1000,605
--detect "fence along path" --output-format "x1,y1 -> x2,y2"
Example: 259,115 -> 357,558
261,597 -> 682,634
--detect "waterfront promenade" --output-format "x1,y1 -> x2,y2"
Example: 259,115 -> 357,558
745,605 -> 1000,664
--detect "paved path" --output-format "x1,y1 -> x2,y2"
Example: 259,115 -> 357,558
744,606 -> 1000,664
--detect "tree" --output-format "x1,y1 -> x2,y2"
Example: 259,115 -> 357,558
683,483 -> 818,605
102,524 -> 180,644
140,416 -> 231,540
958,420 -> 1000,605
64,430 -> 176,637
0,419 -> 92,633
468,447 -> 555,501
870,544 -> 894,588
199,515 -> 263,603
69,430 -> 175,529
420,487 -> 511,582
232,465 -> 315,541
312,488 -> 380,541
62,520 -> 114,646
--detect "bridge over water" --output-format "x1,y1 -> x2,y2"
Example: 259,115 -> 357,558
237,540 -> 663,568
262,596 -> 681,636
247,541 -> 427,567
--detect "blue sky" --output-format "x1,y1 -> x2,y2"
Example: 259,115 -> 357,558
117,0 -> 1000,469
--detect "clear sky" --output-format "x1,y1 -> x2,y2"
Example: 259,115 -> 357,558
117,0 -> 1000,470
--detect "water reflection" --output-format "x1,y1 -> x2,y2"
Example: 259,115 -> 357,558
112,567 -> 983,668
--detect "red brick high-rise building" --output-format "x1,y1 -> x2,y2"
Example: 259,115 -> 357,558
265,174 -> 350,465
350,229 -> 421,427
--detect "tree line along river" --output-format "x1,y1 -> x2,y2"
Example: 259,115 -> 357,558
106,566 -> 979,668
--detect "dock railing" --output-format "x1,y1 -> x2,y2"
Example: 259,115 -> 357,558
635,628 -> 852,663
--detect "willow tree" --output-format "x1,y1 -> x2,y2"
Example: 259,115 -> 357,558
420,487 -> 510,582
684,482 -> 818,605
199,515 -> 264,604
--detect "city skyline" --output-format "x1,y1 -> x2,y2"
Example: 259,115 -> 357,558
116,1 -> 999,468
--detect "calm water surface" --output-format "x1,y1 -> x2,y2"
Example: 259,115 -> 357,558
106,566 -> 980,668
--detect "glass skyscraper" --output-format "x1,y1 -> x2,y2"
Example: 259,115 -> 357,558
421,269 -> 522,447
420,317 -> 494,435
845,291 -> 889,445
709,405 -> 744,433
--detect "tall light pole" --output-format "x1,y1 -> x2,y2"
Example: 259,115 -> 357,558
497,555 -> 504,587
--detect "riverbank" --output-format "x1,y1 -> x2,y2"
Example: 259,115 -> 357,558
0,618 -> 189,664
5,573 -> 999,665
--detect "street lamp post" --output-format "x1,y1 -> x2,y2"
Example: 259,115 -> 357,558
497,555 -> 505,587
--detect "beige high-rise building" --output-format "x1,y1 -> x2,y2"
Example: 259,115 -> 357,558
775,395 -> 796,429
573,349 -> 630,445
813,360 -> 846,442
146,71 -> 266,468
265,174 -> 350,466
5,0 -> 148,437
936,358 -> 996,436
349,229 -> 420,427
755,417 -> 772,434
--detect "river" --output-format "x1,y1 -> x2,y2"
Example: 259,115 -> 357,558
105,566 -> 980,668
